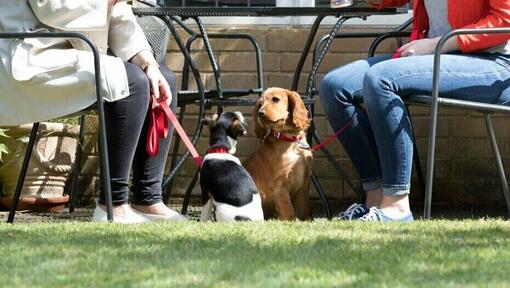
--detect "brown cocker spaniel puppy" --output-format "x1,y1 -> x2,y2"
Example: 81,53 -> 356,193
243,87 -> 313,220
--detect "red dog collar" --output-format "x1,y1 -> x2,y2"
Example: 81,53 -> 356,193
207,147 -> 230,154
271,130 -> 303,143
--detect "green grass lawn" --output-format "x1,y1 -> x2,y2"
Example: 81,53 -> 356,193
1,220 -> 509,287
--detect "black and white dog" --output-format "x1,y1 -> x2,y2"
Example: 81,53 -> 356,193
200,112 -> 264,222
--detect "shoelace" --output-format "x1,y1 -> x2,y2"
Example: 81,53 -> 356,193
338,203 -> 366,220
359,207 -> 383,221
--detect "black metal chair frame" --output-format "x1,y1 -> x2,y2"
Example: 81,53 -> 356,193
163,22 -> 266,207
171,15 -> 373,219
0,32 -> 114,223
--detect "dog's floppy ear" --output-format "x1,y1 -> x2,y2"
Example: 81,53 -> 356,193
286,90 -> 309,131
204,113 -> 219,126
253,97 -> 267,138
233,111 -> 248,136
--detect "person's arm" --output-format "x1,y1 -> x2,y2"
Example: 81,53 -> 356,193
399,2 -> 510,57
456,2 -> 510,53
398,36 -> 459,57
109,2 -> 171,101
108,3 -> 152,63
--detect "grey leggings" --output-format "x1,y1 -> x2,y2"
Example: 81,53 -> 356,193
99,61 -> 177,205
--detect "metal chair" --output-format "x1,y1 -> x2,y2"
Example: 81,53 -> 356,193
0,32 -> 113,223
368,27 -> 510,219
409,28 -> 510,219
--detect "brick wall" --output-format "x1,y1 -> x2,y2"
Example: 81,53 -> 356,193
76,25 -> 510,209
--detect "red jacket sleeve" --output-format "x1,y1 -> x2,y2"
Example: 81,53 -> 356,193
457,0 -> 510,53
368,0 -> 410,9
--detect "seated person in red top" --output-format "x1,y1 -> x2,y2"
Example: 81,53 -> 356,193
320,0 -> 510,221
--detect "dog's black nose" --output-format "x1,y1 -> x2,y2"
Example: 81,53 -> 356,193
258,110 -> 265,117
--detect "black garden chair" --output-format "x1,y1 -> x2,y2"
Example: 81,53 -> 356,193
1,32 -> 114,223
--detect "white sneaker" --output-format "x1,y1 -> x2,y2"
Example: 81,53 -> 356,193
91,203 -> 148,224
133,207 -> 187,222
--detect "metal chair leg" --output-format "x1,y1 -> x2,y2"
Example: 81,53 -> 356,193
181,168 -> 199,215
311,171 -> 333,220
484,113 -> 510,217
7,122 -> 39,223
424,103 -> 440,220
412,134 -> 426,199
69,114 -> 86,213
405,105 -> 426,199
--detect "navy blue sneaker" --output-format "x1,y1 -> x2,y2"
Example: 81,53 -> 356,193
336,203 -> 369,220
359,207 -> 414,222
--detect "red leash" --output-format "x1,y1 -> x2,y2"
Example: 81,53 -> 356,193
147,82 -> 203,167
270,114 -> 355,152
147,79 -> 355,166
310,114 -> 354,151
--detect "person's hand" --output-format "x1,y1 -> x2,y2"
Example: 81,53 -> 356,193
145,64 -> 172,103
130,50 -> 172,103
397,36 -> 460,57
398,38 -> 440,57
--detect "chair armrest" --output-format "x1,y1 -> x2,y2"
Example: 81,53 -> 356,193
431,28 -> 510,103
367,17 -> 412,57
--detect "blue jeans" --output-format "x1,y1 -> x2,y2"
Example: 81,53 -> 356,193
319,53 -> 510,196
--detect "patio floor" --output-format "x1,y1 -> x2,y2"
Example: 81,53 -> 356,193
1,198 -> 507,223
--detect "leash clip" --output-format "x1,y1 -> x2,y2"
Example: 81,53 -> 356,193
297,141 -> 311,150
272,131 -> 281,139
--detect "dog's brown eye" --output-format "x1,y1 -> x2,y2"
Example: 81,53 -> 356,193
272,97 -> 280,103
